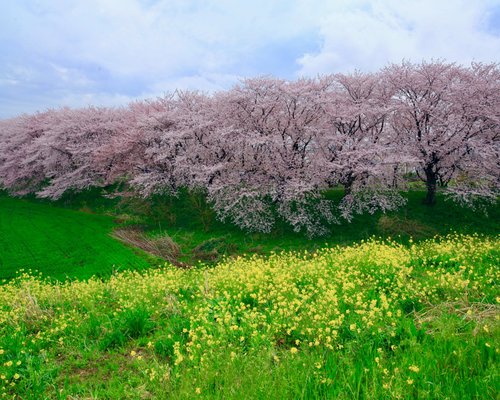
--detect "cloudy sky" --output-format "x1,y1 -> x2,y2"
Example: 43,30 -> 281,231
1,0 -> 499,118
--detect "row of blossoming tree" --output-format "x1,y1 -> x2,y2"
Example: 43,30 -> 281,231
0,61 -> 499,236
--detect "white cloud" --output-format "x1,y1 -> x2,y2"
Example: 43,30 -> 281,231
0,0 -> 499,118
57,92 -> 139,110
297,0 -> 500,75
150,72 -> 243,94
4,0 -> 320,78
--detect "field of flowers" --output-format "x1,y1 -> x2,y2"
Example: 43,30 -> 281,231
0,234 -> 498,399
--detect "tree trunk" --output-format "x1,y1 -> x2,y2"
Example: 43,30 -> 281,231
424,166 -> 437,206
343,183 -> 351,196
343,177 -> 354,196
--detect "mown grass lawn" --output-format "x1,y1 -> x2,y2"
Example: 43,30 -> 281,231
0,235 -> 498,399
0,196 -> 152,281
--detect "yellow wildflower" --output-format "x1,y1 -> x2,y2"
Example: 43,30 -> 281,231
408,365 -> 420,373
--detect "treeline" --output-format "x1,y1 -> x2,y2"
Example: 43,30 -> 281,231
0,61 -> 498,236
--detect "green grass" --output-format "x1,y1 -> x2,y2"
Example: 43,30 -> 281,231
0,189 -> 498,398
0,195 -> 152,281
1,188 -> 498,280
100,188 -> 500,258
0,235 -> 498,399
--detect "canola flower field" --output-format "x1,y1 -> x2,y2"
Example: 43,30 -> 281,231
0,234 -> 498,399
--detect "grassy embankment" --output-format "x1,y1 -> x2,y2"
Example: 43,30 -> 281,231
0,234 -> 498,399
0,195 -> 152,281
0,189 -> 498,280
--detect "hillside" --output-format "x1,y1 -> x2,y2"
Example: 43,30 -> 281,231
0,195 -> 151,281
0,190 -> 498,281
0,235 -> 498,399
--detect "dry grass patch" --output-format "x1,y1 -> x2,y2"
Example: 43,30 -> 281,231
378,215 -> 437,238
112,228 -> 185,267
415,300 -> 500,335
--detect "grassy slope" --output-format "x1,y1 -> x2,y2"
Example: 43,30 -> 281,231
123,189 -> 500,264
0,189 -> 498,280
0,191 -> 498,398
0,196 -> 151,281
0,235 -> 498,399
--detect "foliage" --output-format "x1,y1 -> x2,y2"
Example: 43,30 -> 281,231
0,235 -> 498,399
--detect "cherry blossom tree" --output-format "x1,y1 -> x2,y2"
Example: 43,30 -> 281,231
197,77 -> 337,235
0,60 -> 497,235
0,106 -> 134,199
384,61 -> 500,206
445,63 -> 500,207
0,111 -> 55,195
36,106 -> 132,199
97,95 -> 182,195
316,71 -> 406,220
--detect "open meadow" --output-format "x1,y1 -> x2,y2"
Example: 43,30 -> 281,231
0,190 -> 498,399
0,232 -> 498,399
